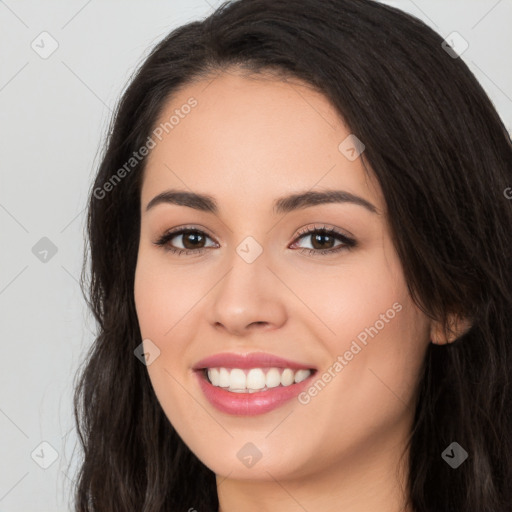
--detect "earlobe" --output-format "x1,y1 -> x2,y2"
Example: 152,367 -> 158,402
430,314 -> 472,345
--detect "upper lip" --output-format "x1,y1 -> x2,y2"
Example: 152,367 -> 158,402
192,352 -> 317,371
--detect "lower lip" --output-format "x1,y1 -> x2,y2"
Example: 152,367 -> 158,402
194,370 -> 315,416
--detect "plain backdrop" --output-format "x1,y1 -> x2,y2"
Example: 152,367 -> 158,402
1,1 -> 511,510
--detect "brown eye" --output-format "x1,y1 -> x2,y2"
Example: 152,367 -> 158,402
309,232 -> 337,250
292,225 -> 357,256
153,228 -> 217,255
154,224 -> 356,257
179,230 -> 207,249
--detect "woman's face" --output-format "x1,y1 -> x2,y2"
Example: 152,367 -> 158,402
134,70 -> 432,483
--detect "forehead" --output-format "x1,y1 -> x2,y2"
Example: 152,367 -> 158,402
141,70 -> 384,214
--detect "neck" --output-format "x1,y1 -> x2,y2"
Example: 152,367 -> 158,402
216,431 -> 413,512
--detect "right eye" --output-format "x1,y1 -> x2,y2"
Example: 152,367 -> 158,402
154,227 -> 218,256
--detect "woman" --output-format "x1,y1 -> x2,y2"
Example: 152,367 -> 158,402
73,0 -> 512,510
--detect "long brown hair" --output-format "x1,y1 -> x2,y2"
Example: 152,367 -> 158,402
73,0 -> 512,510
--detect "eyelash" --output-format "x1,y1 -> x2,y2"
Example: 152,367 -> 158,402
153,224 -> 357,257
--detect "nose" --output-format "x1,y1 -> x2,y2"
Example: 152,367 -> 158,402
207,255 -> 287,337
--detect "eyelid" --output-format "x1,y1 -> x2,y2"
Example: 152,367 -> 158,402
294,223 -> 355,240
157,224 -> 219,242
157,223 -> 352,242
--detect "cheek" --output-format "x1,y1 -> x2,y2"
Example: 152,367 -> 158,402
133,254 -> 205,429
307,246 -> 429,412
292,284 -> 429,470
291,251 -> 402,345
133,252 -> 195,413
134,249 -> 200,343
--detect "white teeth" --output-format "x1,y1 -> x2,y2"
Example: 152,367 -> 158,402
218,368 -> 230,388
207,368 -> 219,386
246,368 -> 266,390
228,368 -> 246,392
294,369 -> 311,383
266,368 -> 281,388
205,367 -> 312,392
280,368 -> 295,386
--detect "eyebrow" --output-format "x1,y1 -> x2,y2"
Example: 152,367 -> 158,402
145,189 -> 378,215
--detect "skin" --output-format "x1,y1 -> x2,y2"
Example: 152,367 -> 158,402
133,68 -> 462,512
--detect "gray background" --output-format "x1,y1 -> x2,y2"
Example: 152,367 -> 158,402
1,1 -> 511,510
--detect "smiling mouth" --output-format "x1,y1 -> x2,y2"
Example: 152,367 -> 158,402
199,366 -> 317,393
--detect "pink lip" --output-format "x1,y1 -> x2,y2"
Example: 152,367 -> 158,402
192,352 -> 316,371
192,352 -> 317,416
194,370 -> 316,416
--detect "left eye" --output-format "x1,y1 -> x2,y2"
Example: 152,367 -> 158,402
290,229 -> 355,254
290,225 -> 357,255
154,225 -> 357,256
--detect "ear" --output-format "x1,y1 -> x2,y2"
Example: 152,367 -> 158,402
430,313 -> 472,345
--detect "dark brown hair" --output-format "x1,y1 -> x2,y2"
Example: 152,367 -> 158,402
73,0 -> 512,510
